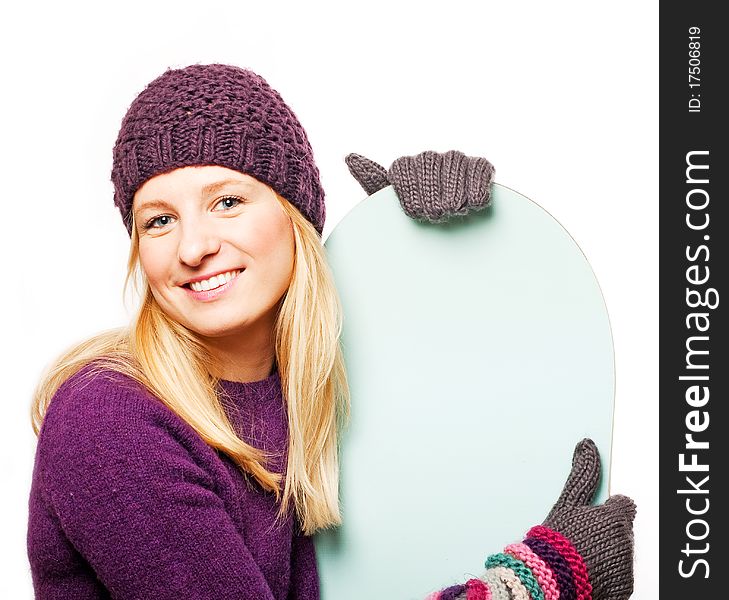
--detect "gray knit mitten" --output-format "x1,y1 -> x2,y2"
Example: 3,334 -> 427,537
539,438 -> 636,600
344,150 -> 495,224
426,439 -> 635,600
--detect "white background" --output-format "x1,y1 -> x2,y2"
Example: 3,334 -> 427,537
2,1 -> 657,597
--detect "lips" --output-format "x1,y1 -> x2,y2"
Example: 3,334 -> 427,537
182,269 -> 243,301
180,267 -> 245,288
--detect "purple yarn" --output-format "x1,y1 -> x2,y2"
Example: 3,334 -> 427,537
111,63 -> 326,236
524,536 -> 576,600
27,364 -> 318,598
440,583 -> 467,600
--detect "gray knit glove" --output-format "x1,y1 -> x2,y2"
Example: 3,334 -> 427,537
426,439 -> 635,600
344,150 -> 495,224
539,438 -> 637,600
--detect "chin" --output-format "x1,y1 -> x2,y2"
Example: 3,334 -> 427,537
165,296 -> 280,339
186,319 -> 254,338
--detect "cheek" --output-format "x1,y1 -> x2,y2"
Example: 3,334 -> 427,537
249,211 -> 295,268
138,244 -> 169,289
267,219 -> 295,274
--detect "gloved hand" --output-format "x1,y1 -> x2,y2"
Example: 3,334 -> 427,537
429,439 -> 636,600
345,150 -> 495,224
536,438 -> 637,600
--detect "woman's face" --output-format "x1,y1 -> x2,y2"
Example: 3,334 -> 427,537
132,165 -> 295,340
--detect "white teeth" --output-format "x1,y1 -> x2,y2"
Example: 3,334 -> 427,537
189,270 -> 241,292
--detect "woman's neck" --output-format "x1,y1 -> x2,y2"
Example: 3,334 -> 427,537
211,354 -> 276,383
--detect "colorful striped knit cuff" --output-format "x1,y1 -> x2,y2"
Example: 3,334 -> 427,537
484,553 -> 544,600
425,578 -> 493,600
426,522 -> 591,600
524,536 -> 577,600
465,577 -> 492,600
439,583 -> 467,600
487,566 -> 530,600
527,526 -> 592,600
504,542 -> 560,600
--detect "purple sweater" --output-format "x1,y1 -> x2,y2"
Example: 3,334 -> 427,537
27,364 -> 320,599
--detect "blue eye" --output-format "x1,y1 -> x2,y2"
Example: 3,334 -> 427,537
143,215 -> 174,230
214,195 -> 245,211
142,196 -> 245,230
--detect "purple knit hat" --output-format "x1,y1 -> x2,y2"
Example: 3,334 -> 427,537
111,63 -> 326,236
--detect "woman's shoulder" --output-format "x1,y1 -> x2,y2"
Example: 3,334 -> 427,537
46,363 -> 157,420
39,363 -> 194,453
31,364 -> 230,538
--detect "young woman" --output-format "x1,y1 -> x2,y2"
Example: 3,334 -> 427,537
27,63 -> 635,600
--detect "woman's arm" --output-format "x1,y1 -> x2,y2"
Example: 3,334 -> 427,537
28,371 -> 279,600
287,527 -> 320,600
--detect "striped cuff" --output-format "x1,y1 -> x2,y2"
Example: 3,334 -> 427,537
504,542 -> 560,600
484,553 -> 545,600
527,526 -> 592,600
426,575 -> 497,599
439,583 -> 467,600
465,578 -> 492,600
524,536 -> 577,600
487,566 -> 531,600
429,578 -> 494,600
428,523 -> 591,600
480,525 -> 590,600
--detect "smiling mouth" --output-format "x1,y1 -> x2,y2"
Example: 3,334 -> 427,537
182,269 -> 244,292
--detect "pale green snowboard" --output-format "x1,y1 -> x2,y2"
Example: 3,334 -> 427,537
316,160 -> 614,599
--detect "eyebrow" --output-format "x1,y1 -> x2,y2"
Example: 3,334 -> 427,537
134,178 -> 254,214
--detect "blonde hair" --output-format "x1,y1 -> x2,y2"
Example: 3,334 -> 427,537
30,192 -> 351,535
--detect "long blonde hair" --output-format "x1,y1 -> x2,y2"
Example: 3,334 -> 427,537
30,192 -> 351,535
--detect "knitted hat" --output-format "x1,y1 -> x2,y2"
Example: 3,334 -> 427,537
111,63 -> 326,236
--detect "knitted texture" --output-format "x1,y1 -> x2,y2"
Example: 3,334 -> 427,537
541,440 -> 636,600
425,578 -> 492,600
27,364 -> 318,599
485,552 -> 545,600
345,150 -> 494,224
465,578 -> 492,600
528,527 -> 591,600
480,569 -> 512,600
525,537 -> 577,600
543,440 -> 601,524
441,583 -> 468,600
488,566 -> 530,600
543,497 -> 635,600
111,63 -> 326,236
427,439 -> 634,600
505,542 -> 560,600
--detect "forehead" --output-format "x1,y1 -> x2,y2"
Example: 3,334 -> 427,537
133,165 -> 263,210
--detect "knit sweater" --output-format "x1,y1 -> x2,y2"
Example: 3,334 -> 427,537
27,363 -> 320,599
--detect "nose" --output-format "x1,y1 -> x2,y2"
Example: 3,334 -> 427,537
176,218 -> 222,267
